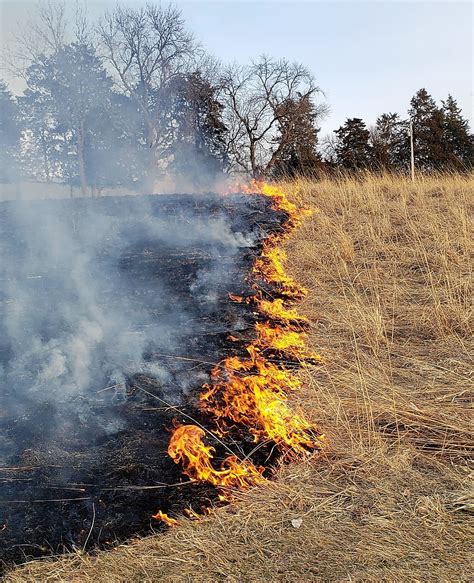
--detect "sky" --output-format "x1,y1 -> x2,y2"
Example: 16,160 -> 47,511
0,0 -> 472,136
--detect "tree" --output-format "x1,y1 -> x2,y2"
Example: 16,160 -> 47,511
221,56 -> 324,178
22,43 -> 114,194
0,82 -> 22,183
371,112 -> 410,172
18,67 -> 59,183
165,71 -> 228,189
408,88 -> 445,171
4,0 -> 67,77
441,95 -> 474,170
84,92 -> 146,193
334,118 -> 373,171
271,94 -> 322,177
98,3 -> 198,191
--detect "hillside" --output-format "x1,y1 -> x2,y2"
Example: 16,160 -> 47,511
6,174 -> 473,582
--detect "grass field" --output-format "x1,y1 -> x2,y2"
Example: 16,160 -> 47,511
7,174 -> 473,582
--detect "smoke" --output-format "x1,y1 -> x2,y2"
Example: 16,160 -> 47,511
0,194 -> 257,465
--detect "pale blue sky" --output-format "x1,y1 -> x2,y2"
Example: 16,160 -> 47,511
1,0 -> 472,136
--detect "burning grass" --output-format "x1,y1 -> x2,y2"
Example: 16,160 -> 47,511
6,173 -> 473,581
163,180 -> 323,493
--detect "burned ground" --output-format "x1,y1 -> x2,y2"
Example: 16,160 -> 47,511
0,193 -> 286,568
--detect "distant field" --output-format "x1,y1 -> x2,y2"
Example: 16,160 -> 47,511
7,174 -> 473,582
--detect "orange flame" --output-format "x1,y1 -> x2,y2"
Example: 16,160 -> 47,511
200,350 -> 319,453
168,425 -> 263,488
252,240 -> 307,300
254,321 -> 321,363
257,297 -> 309,327
166,182 -> 323,495
152,510 -> 178,527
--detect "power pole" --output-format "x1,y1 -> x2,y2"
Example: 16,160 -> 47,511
409,119 -> 415,182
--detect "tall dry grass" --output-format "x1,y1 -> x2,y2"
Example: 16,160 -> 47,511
6,173 -> 473,582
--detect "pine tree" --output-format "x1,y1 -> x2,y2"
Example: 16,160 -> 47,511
441,95 -> 474,170
371,113 -> 410,171
334,118 -> 373,171
408,88 -> 445,171
271,94 -> 322,177
165,72 -> 228,189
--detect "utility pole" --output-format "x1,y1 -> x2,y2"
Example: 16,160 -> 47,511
409,119 -> 415,182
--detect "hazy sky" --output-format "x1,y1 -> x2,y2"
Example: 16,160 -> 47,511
0,0 -> 472,135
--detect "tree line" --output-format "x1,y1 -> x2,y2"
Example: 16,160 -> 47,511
325,89 -> 473,174
0,2 -> 472,195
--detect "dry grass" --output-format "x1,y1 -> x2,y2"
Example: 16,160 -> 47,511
6,173 -> 473,582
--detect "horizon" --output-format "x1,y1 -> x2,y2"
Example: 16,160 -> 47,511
0,0 -> 472,137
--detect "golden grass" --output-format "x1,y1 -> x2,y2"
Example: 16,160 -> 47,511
6,173 -> 473,582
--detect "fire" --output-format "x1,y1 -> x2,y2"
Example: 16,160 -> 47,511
257,297 -> 309,327
255,322 -> 305,351
200,351 -> 319,453
252,241 -> 307,300
152,510 -> 178,527
168,425 -> 263,488
183,507 -> 202,520
166,182 -> 323,496
240,181 -> 300,221
255,322 -> 322,363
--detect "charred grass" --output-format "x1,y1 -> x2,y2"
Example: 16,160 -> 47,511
6,173 -> 473,582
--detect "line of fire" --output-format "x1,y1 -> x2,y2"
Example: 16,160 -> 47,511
0,183 -> 324,568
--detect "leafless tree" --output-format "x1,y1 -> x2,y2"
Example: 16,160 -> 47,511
220,56 -> 324,178
98,3 -> 199,189
320,132 -> 338,165
2,0 -> 94,78
2,1 -> 67,77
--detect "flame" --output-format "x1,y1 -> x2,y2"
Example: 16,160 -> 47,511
200,350 -> 318,453
168,425 -> 263,488
239,181 -> 300,221
152,510 -> 178,527
255,322 -> 305,351
257,297 -> 309,327
252,241 -> 307,300
166,182 -> 323,495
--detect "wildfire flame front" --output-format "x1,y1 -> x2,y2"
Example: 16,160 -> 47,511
165,182 -> 324,501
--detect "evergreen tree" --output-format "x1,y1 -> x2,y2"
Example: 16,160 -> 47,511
0,81 -> 22,183
371,112 -> 410,171
334,118 -> 373,171
19,64 -> 59,183
165,72 -> 228,189
441,95 -> 474,170
271,94 -> 322,177
408,88 -> 445,171
22,43 -> 115,194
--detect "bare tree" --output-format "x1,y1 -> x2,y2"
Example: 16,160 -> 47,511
3,0 -> 95,79
98,3 -> 199,190
220,56 -> 324,178
3,1 -> 67,77
320,133 -> 338,166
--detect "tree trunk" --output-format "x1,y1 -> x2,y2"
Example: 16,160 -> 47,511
143,120 -> 156,193
40,129 -> 51,183
77,120 -> 88,196
249,141 -> 258,179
